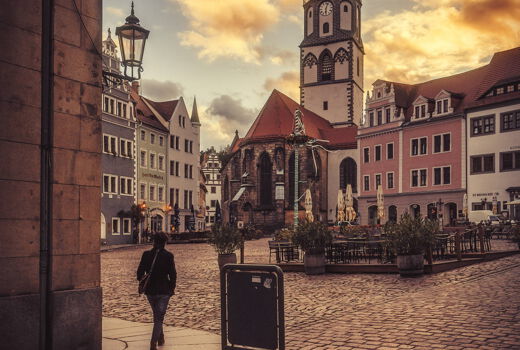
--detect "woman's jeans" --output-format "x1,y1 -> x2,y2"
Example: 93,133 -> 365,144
146,294 -> 171,343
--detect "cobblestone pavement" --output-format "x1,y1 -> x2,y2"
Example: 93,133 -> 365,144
102,238 -> 520,349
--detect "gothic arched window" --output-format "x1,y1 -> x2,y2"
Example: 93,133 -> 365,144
320,51 -> 334,81
259,152 -> 272,206
232,152 -> 241,179
339,157 -> 357,193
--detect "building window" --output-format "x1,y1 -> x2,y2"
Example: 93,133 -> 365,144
170,160 -> 175,175
387,143 -> 394,160
175,189 -> 179,206
470,154 -> 495,174
501,110 -> 520,132
149,153 -> 156,169
170,135 -> 175,149
323,22 -> 330,34
211,199 -> 216,207
103,174 -> 118,194
385,108 -> 391,123
159,136 -> 164,146
183,190 -> 188,209
116,102 -> 122,116
375,174 -> 381,188
471,115 -> 495,136
414,104 -> 427,119
375,145 -> 381,161
158,186 -> 164,202
369,112 -> 374,127
433,133 -> 451,153
320,51 -> 333,81
120,177 -> 133,195
140,183 -> 146,199
112,218 -> 120,234
211,186 -> 216,193
150,133 -> 155,144
122,218 -> 131,234
149,185 -> 156,201
387,172 -> 394,189
120,139 -> 133,158
323,101 -> 328,110
140,150 -> 146,167
339,157 -> 357,192
141,130 -> 146,141
411,137 -> 427,156
123,104 -> 127,118
189,141 -> 193,153
411,169 -> 427,187
436,99 -> 449,114
500,151 -> 520,171
363,175 -> 370,191
259,152 -> 272,206
377,110 -> 382,125
433,166 -> 451,185
103,135 -> 118,155
363,147 -> 369,163
158,155 -> 165,171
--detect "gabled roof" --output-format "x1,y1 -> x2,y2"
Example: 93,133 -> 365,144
240,89 -> 357,148
131,91 -> 169,132
143,97 -> 179,121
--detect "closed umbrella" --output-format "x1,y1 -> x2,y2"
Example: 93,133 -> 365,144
377,185 -> 384,222
337,189 -> 345,223
345,184 -> 356,222
463,193 -> 468,220
304,188 -> 314,222
492,197 -> 498,215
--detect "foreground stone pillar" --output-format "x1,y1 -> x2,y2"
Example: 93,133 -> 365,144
0,0 -> 102,349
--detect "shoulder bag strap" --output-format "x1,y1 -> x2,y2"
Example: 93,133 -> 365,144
148,249 -> 160,276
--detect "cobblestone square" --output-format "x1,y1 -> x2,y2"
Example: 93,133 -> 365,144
102,238 -> 520,349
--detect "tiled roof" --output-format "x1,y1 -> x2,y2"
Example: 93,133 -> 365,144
241,89 -> 356,148
143,97 -> 179,121
131,91 -> 168,132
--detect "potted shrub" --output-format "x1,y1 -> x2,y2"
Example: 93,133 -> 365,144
384,213 -> 438,277
208,223 -> 243,269
291,220 -> 333,275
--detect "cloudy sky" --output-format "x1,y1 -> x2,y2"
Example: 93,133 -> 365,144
103,0 -> 520,149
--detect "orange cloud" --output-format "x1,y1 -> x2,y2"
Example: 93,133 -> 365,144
363,0 -> 520,86
263,71 -> 300,101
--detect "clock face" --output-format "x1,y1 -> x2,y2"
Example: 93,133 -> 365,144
319,2 -> 333,16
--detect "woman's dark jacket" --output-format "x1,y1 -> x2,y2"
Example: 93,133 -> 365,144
137,248 -> 177,295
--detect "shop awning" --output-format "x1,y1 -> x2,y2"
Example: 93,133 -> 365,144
508,199 -> 520,205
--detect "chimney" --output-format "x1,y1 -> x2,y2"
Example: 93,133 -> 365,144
131,80 -> 140,94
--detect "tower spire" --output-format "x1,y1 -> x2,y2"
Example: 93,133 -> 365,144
191,96 -> 201,125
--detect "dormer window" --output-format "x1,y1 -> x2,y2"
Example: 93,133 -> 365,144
414,104 -> 427,119
436,99 -> 449,115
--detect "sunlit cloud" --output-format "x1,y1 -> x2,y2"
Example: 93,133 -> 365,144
106,6 -> 125,18
140,79 -> 184,101
172,0 -> 280,64
364,0 -> 520,85
263,71 -> 300,101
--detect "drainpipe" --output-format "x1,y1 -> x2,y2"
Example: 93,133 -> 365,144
40,0 -> 54,348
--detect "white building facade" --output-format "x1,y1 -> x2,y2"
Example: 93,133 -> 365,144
202,153 -> 222,227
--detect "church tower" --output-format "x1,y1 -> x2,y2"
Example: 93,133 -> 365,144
300,0 -> 364,126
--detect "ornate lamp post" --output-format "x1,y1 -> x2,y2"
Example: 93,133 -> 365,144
103,2 -> 150,85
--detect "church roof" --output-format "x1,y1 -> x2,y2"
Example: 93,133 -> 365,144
191,97 -> 201,124
240,89 -> 357,148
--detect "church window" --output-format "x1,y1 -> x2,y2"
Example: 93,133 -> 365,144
340,157 -> 357,192
320,51 -> 334,81
259,152 -> 272,206
309,11 -> 312,18
323,22 -> 330,34
344,5 -> 348,12
288,152 -> 298,207
323,101 -> 328,110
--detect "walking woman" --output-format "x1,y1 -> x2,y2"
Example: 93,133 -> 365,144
137,232 -> 177,350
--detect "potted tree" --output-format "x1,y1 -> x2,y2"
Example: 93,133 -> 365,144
384,213 -> 438,277
291,220 -> 333,275
207,223 -> 243,269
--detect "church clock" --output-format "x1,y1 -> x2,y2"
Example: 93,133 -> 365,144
319,2 -> 333,16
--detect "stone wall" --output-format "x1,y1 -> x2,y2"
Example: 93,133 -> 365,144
0,0 -> 102,348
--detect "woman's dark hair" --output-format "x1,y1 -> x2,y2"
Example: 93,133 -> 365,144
153,232 -> 168,248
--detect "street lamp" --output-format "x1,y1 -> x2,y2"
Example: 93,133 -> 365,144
103,2 -> 150,85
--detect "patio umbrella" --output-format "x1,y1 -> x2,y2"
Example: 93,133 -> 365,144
377,185 -> 385,222
337,189 -> 345,223
492,197 -> 498,215
462,193 -> 468,219
304,188 -> 314,222
345,184 -> 356,222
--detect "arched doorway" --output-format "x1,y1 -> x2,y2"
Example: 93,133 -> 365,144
339,157 -> 357,193
100,213 -> 106,239
410,204 -> 421,218
427,203 -> 438,220
445,203 -> 457,226
388,205 -> 397,223
368,205 -> 378,225
151,214 -> 163,232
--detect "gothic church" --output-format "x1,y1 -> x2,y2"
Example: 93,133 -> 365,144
221,0 -> 363,229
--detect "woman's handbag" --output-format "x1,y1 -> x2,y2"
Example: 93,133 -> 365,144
138,250 -> 159,295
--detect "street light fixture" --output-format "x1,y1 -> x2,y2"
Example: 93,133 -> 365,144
103,1 -> 150,86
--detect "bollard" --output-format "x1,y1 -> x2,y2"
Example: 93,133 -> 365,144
478,225 -> 485,254
455,232 -> 462,261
